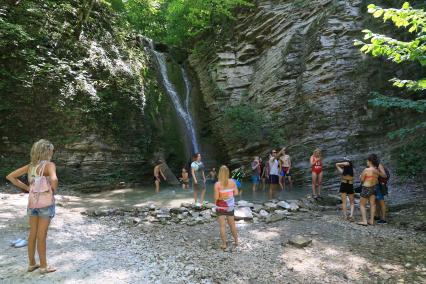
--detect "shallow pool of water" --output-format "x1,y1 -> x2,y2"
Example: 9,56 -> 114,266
74,182 -> 309,209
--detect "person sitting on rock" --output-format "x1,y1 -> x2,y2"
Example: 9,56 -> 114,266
214,165 -> 239,250
180,168 -> 190,189
208,168 -> 217,183
153,160 -> 167,193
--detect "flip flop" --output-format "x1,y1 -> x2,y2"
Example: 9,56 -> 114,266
27,264 -> 40,272
10,239 -> 24,247
357,222 -> 368,226
14,239 -> 28,248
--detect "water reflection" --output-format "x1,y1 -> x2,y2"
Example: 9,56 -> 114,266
76,182 -> 308,209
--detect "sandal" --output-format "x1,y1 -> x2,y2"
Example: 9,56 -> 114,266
368,221 -> 374,226
357,222 -> 368,226
347,216 -> 355,222
27,264 -> 40,272
39,266 -> 56,274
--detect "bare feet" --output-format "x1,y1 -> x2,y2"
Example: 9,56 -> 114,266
220,242 -> 227,251
27,264 -> 39,272
39,266 -> 56,274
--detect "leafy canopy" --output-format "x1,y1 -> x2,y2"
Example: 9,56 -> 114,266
354,2 -> 426,92
354,2 -> 426,177
116,0 -> 251,46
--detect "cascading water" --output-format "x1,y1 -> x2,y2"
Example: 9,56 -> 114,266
181,67 -> 191,113
151,50 -> 200,154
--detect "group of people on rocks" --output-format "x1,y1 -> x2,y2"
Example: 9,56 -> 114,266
4,139 -> 392,271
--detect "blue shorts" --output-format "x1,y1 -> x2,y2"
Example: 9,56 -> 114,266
375,184 -> 385,201
27,204 -> 55,219
251,175 -> 260,184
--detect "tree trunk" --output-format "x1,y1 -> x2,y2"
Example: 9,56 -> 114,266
74,0 -> 96,40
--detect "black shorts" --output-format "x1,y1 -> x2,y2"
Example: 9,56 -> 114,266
269,175 -> 279,184
339,182 -> 354,194
216,210 -> 234,216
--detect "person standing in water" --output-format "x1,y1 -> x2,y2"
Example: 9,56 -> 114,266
279,148 -> 293,190
153,161 -> 167,193
358,154 -> 380,226
310,148 -> 323,199
214,165 -> 239,250
191,153 -> 206,206
251,156 -> 261,191
6,139 -> 58,274
269,147 -> 285,198
336,159 -> 355,221
261,156 -> 270,190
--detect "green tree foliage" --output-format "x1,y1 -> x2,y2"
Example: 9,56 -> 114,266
123,0 -> 167,42
118,0 -> 250,46
354,2 -> 426,177
223,105 -> 264,145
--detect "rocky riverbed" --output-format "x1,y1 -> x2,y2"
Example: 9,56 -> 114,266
0,190 -> 425,283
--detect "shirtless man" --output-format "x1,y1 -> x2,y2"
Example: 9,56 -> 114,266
279,149 -> 293,190
153,161 -> 167,193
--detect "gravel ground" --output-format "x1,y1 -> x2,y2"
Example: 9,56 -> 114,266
0,191 -> 425,284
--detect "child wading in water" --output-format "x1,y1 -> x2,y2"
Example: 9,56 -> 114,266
336,159 -> 355,221
214,165 -> 239,250
6,139 -> 58,274
180,168 -> 189,189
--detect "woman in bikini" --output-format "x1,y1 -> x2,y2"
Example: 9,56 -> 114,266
358,154 -> 380,226
6,139 -> 58,274
214,165 -> 239,250
310,148 -> 323,199
336,159 -> 355,221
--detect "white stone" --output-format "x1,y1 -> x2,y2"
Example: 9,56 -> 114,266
235,207 -> 253,220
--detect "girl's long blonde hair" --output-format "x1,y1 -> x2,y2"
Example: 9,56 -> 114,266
30,139 -> 54,166
313,148 -> 321,158
218,165 -> 230,187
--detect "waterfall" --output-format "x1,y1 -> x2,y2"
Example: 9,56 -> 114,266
151,50 -> 200,154
181,67 -> 191,113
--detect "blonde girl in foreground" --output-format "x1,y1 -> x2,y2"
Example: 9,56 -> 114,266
6,139 -> 58,274
214,165 -> 239,250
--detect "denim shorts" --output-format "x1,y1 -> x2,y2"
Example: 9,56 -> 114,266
27,204 -> 55,219
375,184 -> 385,201
251,175 -> 260,184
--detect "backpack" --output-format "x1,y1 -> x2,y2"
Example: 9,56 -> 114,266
28,162 -> 54,209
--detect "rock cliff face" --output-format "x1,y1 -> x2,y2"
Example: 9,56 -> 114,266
0,0 -> 185,189
189,0 -> 405,187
